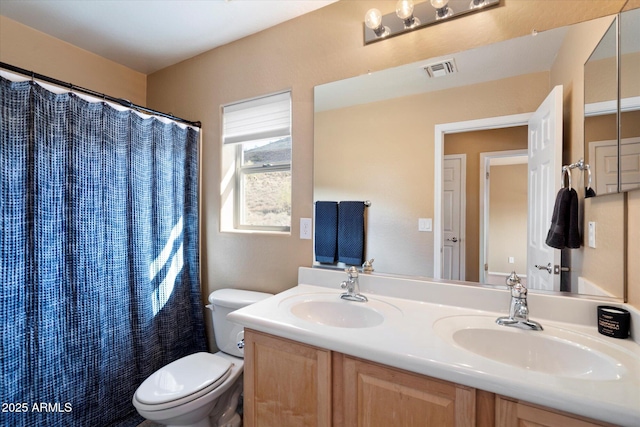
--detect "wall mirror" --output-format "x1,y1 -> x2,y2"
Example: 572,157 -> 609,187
314,14 -> 625,300
584,8 -> 640,195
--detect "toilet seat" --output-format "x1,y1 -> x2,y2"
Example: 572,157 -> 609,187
134,352 -> 232,411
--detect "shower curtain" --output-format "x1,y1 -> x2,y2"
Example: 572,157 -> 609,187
1,77 -> 207,426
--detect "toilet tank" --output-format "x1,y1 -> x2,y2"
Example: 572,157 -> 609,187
208,289 -> 272,358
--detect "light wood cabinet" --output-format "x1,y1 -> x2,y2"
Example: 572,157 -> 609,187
243,329 -> 614,427
243,329 -> 332,427
335,354 -> 476,427
495,396 -> 616,427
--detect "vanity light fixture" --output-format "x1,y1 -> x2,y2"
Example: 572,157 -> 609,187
364,0 -> 500,44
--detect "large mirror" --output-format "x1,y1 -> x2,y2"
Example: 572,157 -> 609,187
314,14 -> 625,299
584,8 -> 640,195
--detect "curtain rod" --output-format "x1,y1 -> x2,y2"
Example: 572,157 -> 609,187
1,62 -> 201,128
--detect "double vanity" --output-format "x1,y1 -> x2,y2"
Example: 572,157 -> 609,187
229,267 -> 640,426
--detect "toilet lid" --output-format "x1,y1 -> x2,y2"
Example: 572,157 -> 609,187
135,352 -> 232,405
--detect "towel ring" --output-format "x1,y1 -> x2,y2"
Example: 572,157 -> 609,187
561,166 -> 572,190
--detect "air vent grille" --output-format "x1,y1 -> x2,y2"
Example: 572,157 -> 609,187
423,59 -> 457,78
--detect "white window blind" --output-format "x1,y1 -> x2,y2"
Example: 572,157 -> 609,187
223,91 -> 291,145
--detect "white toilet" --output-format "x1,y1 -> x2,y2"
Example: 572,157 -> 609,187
132,289 -> 272,427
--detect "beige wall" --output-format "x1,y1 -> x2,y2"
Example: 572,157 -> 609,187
581,193 -> 625,297
0,16 -> 146,105
488,163 -> 528,275
629,191 -> 640,305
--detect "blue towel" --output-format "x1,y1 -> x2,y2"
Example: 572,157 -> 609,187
315,201 -> 338,263
338,201 -> 365,265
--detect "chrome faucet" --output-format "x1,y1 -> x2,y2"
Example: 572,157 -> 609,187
340,266 -> 368,302
496,271 -> 543,331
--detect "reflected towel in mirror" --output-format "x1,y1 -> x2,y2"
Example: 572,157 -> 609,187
315,201 -> 338,263
546,188 -> 580,249
338,201 -> 366,265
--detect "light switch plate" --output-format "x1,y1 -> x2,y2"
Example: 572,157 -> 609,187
300,218 -> 312,239
588,221 -> 596,248
418,218 -> 432,232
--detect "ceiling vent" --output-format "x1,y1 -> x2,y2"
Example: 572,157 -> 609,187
423,59 -> 457,78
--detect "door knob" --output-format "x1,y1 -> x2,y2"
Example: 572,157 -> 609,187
446,237 -> 458,242
534,263 -> 552,274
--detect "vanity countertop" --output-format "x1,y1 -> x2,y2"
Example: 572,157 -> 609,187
228,267 -> 640,426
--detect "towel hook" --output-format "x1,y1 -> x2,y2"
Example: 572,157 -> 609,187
561,166 -> 572,190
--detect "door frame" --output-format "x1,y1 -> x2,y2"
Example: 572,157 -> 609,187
434,113 -> 532,279
443,154 -> 467,281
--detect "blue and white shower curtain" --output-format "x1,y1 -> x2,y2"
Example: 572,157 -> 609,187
1,76 -> 207,426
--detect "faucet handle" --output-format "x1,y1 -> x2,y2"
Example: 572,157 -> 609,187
505,271 -> 521,288
345,266 -> 359,279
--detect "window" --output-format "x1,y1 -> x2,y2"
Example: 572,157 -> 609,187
222,91 -> 292,232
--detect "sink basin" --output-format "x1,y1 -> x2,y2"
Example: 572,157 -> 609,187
290,300 -> 383,328
280,292 -> 402,328
433,315 -> 632,380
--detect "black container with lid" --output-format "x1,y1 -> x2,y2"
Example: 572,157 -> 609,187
597,306 -> 630,339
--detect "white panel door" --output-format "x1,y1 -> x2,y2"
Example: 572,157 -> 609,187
527,86 -> 563,291
621,137 -> 640,191
443,155 -> 464,280
589,137 -> 640,193
589,139 -> 619,194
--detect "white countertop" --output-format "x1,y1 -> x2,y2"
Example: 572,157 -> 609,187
228,267 -> 640,426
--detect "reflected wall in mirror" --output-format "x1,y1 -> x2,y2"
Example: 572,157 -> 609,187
444,128 -> 528,285
619,8 -> 640,192
585,8 -> 640,195
314,15 -> 624,299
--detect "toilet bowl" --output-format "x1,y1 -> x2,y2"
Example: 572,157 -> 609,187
132,289 -> 272,427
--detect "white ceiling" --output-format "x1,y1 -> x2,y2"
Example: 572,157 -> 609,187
0,0 -> 337,74
315,25 -> 569,112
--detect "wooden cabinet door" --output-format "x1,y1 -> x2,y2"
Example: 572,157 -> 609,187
338,355 -> 476,427
243,329 -> 332,427
495,396 -> 616,427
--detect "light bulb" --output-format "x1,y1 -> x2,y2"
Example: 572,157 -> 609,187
364,8 -> 389,37
396,0 -> 420,28
430,0 -> 448,8
395,0 -> 414,20
431,0 -> 453,19
364,9 -> 383,30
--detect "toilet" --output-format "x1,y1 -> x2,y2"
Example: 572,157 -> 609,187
132,289 -> 272,427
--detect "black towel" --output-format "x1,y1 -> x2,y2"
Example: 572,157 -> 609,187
545,188 -> 581,249
337,201 -> 365,265
585,186 -> 596,198
314,201 -> 338,263
546,188 -> 569,249
566,188 -> 580,248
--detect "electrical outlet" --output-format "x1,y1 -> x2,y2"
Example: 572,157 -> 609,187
508,257 -> 515,264
300,218 -> 312,239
